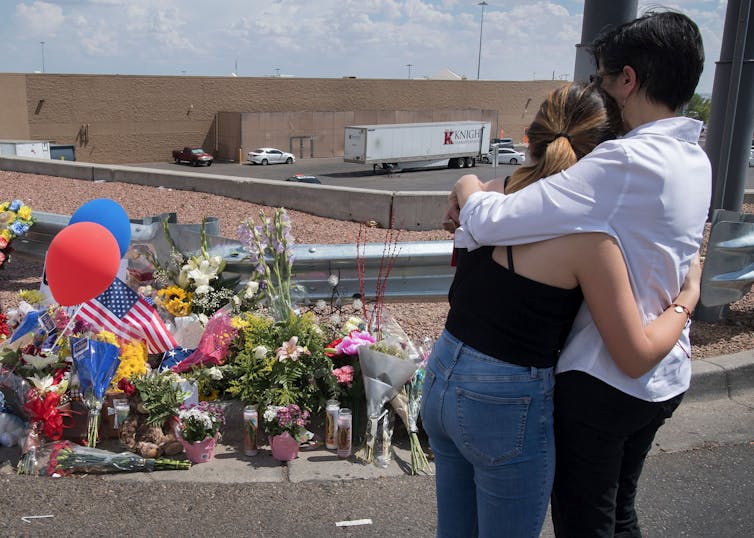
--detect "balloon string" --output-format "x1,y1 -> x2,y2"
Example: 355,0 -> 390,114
50,304 -> 83,352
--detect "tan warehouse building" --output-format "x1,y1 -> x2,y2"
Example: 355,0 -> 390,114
0,73 -> 563,165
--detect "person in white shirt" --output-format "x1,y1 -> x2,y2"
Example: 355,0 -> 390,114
446,11 -> 709,537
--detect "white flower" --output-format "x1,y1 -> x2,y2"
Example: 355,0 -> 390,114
253,345 -> 268,360
28,374 -> 55,393
22,353 -> 57,371
315,300 -> 327,312
207,366 -> 223,380
352,298 -> 363,311
243,281 -> 259,299
327,274 -> 339,287
343,316 -> 364,333
329,314 -> 341,326
264,405 -> 281,423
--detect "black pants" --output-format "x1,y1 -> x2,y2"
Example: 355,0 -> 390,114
551,371 -> 684,538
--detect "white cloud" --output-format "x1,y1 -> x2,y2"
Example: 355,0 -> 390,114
15,1 -> 65,36
0,1 -> 725,91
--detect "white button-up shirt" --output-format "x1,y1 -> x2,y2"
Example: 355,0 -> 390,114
457,117 -> 711,401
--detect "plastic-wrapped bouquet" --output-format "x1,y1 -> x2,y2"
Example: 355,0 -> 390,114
0,199 -> 35,268
47,441 -> 190,475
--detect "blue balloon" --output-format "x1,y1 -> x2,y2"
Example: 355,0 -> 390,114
69,198 -> 131,257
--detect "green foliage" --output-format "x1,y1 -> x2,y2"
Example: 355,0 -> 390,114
226,311 -> 337,412
130,371 -> 190,427
685,93 -> 711,124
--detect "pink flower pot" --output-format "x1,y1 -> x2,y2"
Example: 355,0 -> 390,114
269,432 -> 300,461
180,434 -> 218,464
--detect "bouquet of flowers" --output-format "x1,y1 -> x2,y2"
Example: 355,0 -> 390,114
172,307 -> 238,373
70,337 -> 121,447
263,403 -> 310,442
176,401 -> 224,443
395,337 -> 433,475
46,440 -> 190,475
237,208 -> 299,321
141,218 -> 253,317
0,199 -> 35,268
227,310 -> 334,412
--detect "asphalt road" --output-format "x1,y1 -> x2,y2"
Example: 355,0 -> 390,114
136,154 -> 754,193
2,393 -> 752,538
134,157 -> 525,192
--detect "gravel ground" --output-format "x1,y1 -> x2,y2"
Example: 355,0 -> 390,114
1,170 -> 752,360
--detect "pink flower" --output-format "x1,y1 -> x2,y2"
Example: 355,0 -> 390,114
335,330 -> 376,356
0,237 -> 7,249
332,365 -> 355,385
275,336 -> 310,362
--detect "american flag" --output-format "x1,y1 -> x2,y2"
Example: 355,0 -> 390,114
76,278 -> 177,353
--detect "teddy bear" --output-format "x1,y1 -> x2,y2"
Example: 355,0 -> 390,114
117,397 -> 183,459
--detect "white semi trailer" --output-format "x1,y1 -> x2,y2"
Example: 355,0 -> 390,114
344,121 -> 491,172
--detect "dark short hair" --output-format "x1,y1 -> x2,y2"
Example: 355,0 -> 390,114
591,11 -> 704,110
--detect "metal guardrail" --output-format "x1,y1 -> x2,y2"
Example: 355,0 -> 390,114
13,212 -> 454,303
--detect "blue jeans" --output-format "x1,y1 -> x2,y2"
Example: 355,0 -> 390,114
421,330 -> 556,538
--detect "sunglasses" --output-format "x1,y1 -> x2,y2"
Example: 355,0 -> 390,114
589,70 -> 622,87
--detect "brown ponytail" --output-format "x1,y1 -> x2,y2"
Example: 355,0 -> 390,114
505,82 -> 620,194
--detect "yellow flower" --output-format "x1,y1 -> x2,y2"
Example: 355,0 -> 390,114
0,229 -> 10,241
0,212 -> 14,226
110,340 -> 148,389
0,202 -> 8,212
157,286 -> 192,316
18,289 -> 45,305
95,331 -> 120,347
17,205 -> 32,221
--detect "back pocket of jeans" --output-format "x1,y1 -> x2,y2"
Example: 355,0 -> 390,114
456,388 -> 530,466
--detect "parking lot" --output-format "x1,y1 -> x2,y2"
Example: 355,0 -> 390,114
132,157 -> 522,192
134,149 -> 754,192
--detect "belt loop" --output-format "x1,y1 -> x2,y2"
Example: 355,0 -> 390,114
530,366 -> 538,379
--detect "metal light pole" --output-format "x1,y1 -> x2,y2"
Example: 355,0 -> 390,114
40,41 -> 45,73
476,1 -> 488,80
406,63 -> 413,79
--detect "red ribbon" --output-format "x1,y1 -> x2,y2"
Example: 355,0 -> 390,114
23,390 -> 73,441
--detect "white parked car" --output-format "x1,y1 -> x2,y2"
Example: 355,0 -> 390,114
484,147 -> 526,165
248,147 -> 295,165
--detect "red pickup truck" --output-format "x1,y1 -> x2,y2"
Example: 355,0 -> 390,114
172,147 -> 213,166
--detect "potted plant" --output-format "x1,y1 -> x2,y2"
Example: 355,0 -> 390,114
176,401 -> 224,464
263,404 -> 310,462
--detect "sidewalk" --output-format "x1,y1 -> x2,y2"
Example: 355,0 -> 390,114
2,351 -> 753,483
107,350 -> 754,484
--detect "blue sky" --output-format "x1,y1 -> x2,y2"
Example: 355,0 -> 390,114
0,1 -> 727,93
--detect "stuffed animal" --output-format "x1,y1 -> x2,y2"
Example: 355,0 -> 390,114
118,397 -> 182,458
0,412 -> 26,447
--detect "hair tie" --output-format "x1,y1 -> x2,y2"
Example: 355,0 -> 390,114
553,132 -> 571,142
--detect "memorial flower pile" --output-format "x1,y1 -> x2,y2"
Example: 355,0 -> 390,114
0,199 -> 35,268
0,198 -> 435,478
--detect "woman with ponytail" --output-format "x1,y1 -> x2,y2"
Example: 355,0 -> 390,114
421,81 -> 702,537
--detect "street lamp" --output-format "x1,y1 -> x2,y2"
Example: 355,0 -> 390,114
40,41 -> 45,73
406,63 -> 413,79
476,1 -> 488,80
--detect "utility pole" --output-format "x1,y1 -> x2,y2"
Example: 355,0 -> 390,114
40,41 -> 45,73
406,64 -> 413,79
476,1 -> 488,80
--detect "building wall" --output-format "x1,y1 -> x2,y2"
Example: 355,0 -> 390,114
0,73 -> 563,164
0,74 -> 30,140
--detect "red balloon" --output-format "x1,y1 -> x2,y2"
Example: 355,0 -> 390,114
46,222 -> 121,306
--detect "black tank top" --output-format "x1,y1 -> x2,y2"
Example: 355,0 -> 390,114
445,246 -> 583,369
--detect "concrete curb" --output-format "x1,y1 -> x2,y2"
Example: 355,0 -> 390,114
686,349 -> 754,402
99,353 -> 752,484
